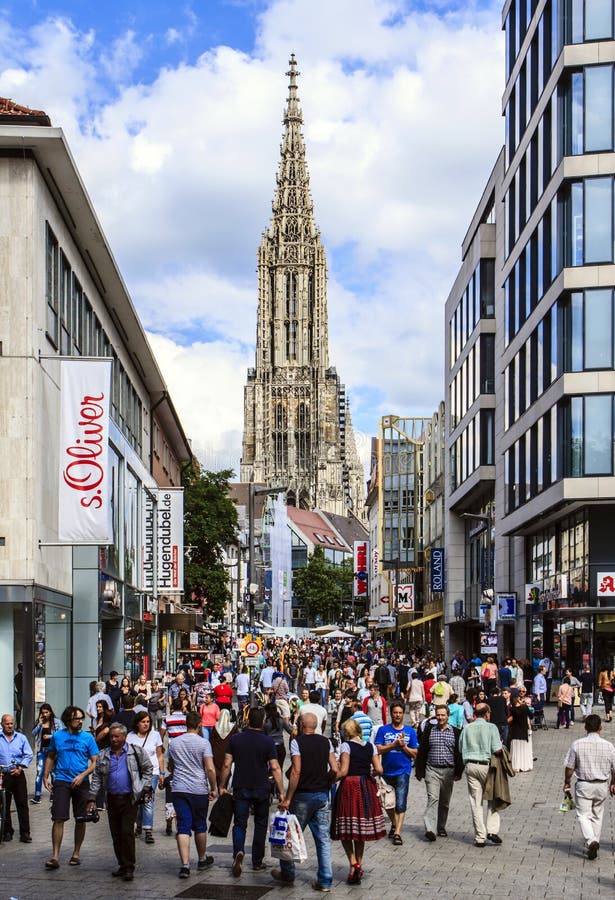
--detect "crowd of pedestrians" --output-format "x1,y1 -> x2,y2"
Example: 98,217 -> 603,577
1,638 -> 614,887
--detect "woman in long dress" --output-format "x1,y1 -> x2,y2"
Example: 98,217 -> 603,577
331,718 -> 387,885
509,694 -> 533,772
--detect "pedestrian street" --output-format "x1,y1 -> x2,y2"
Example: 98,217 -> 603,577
0,714 -> 613,900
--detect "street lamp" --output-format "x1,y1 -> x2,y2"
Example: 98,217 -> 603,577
460,511 -> 493,627
248,483 -> 287,630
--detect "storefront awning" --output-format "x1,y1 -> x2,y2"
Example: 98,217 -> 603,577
158,611 -> 204,632
399,611 -> 443,631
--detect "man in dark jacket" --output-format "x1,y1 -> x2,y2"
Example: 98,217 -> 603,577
374,659 -> 391,695
415,706 -> 463,842
487,688 -> 510,745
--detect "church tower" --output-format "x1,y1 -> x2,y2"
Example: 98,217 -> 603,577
240,55 -> 366,519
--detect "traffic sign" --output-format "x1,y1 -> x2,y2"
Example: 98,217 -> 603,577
245,640 -> 259,657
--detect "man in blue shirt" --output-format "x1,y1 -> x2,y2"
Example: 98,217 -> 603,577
0,713 -> 33,842
43,705 -> 98,869
375,701 -> 419,845
87,723 -> 152,881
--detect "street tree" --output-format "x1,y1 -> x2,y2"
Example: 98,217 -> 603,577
182,465 -> 238,621
292,546 -> 350,624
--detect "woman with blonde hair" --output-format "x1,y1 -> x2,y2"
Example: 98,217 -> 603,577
331,718 -> 386,884
597,665 -> 615,722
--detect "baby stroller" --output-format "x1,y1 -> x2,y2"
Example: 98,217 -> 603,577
531,695 -> 548,729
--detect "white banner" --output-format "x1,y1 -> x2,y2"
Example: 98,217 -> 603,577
157,488 -> 184,593
59,359 -> 112,543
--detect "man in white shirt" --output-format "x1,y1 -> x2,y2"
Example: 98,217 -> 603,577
297,691 -> 327,734
563,714 -> 615,860
259,664 -> 275,692
235,668 -> 251,714
86,682 -> 114,728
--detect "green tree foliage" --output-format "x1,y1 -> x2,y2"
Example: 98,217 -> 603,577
182,465 -> 238,621
293,546 -> 354,624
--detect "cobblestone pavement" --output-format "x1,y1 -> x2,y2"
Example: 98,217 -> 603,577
1,714 -> 614,900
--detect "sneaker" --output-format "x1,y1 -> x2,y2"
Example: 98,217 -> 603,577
30,797 -> 42,804
425,831 -> 436,842
145,831 -> 155,844
487,833 -> 502,845
587,841 -> 599,860
312,882 -> 332,892
232,850 -> 244,877
178,866 -> 190,879
197,856 -> 214,871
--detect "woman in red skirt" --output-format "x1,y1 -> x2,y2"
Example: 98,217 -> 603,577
331,718 -> 387,884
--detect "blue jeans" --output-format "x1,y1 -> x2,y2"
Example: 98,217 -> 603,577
384,772 -> 410,813
280,791 -> 332,888
233,786 -> 270,864
34,749 -> 51,798
237,695 -> 249,714
136,775 -> 159,830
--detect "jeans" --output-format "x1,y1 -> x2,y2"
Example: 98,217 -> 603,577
232,786 -> 270,865
237,695 -> 249,714
136,774 -> 159,830
34,749 -> 51,798
280,791 -> 332,888
497,724 -> 509,746
383,772 -> 410,813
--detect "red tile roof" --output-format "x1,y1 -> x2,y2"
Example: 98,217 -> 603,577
286,506 -> 350,552
0,97 -> 51,126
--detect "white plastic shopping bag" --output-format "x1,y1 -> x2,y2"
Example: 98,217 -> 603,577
270,813 -> 307,862
269,812 -> 289,846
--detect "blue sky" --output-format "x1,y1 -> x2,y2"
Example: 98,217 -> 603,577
0,0 -> 505,472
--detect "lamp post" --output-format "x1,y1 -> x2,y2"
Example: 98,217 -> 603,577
460,511 -> 493,629
248,483 -> 287,630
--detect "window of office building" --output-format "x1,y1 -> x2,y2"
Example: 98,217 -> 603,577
565,65 -> 614,154
566,0 -> 614,42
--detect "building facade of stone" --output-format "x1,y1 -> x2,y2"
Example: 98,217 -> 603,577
240,56 -> 365,520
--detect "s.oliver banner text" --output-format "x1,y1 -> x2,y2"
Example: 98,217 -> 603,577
157,488 -> 184,593
59,359 -> 112,543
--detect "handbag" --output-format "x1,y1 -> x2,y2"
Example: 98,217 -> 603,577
377,776 -> 396,810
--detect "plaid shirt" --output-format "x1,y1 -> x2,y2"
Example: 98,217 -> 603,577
426,724 -> 456,767
564,733 -> 615,782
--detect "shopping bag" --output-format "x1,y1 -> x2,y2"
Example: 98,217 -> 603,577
287,814 -> 308,862
209,793 -> 233,837
269,812 -> 289,846
558,791 -> 575,813
270,813 -> 307,862
377,776 -> 396,810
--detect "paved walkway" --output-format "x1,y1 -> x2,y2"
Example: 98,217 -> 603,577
1,715 -> 613,899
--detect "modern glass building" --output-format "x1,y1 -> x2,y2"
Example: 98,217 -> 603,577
445,1 -> 615,671
499,0 -> 615,672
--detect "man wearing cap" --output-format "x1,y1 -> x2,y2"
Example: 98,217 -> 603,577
458,703 -> 503,847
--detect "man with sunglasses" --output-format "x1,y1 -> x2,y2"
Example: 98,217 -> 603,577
42,705 -> 99,870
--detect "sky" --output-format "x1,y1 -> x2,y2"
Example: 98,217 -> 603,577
0,0 -> 505,475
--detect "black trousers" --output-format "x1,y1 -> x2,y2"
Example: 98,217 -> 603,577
107,793 -> 138,872
3,770 -> 30,837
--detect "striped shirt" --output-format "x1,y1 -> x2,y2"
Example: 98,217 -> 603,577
351,712 -> 374,742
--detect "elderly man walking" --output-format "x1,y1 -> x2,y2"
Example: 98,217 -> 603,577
458,703 -> 503,847
275,711 -> 338,892
87,723 -> 153,881
0,713 -> 33,842
563,714 -> 615,860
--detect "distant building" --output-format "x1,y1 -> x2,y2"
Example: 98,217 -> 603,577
240,55 -> 365,520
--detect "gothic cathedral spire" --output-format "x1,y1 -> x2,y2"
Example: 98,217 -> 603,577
240,56 -> 365,520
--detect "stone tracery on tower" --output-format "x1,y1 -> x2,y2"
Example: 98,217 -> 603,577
240,55 -> 366,521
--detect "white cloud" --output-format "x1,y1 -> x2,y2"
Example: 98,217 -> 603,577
0,1 -> 505,469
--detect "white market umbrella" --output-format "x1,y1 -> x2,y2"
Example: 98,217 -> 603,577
324,629 -> 354,639
310,624 -> 338,634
